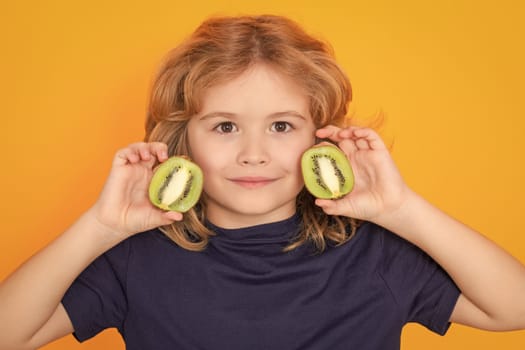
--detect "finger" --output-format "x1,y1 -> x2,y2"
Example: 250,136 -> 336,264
148,142 -> 169,162
337,126 -> 361,138
315,125 -> 345,142
117,142 -> 152,165
113,147 -> 141,167
114,142 -> 170,169
139,142 -> 169,170
355,138 -> 370,150
127,142 -> 154,161
139,147 -> 152,161
350,128 -> 387,150
338,138 -> 358,155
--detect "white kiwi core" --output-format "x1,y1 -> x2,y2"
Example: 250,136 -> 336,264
317,157 -> 341,197
160,168 -> 190,205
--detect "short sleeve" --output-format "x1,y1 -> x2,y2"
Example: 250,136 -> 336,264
378,228 -> 461,335
61,240 -> 130,342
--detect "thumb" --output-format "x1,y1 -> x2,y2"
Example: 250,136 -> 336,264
160,210 -> 184,223
315,197 -> 355,217
147,210 -> 184,230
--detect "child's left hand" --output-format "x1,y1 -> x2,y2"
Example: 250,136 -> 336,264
314,125 -> 410,222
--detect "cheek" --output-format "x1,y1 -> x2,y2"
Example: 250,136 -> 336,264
190,139 -> 232,179
191,153 -> 221,194
191,148 -> 219,174
187,125 -> 219,170
276,140 -> 313,174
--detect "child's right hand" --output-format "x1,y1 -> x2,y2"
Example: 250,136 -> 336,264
88,142 -> 183,242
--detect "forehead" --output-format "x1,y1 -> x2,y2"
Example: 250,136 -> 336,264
198,64 -> 310,117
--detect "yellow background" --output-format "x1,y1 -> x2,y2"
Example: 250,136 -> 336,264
1,0 -> 525,349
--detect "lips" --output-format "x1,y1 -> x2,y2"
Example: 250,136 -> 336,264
229,176 -> 277,189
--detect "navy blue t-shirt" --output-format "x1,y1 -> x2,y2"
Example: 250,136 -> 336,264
62,215 -> 460,349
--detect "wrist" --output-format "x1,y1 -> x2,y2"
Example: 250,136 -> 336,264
80,207 -> 129,250
371,188 -> 423,239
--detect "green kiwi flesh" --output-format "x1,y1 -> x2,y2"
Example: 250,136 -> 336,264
148,156 -> 203,212
301,144 -> 354,199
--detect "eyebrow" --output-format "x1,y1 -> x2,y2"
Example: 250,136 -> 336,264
269,111 -> 307,120
198,110 -> 307,121
198,112 -> 236,121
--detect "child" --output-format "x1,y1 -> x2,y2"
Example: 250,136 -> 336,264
1,14 -> 525,350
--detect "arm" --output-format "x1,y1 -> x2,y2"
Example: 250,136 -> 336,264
375,189 -> 525,330
315,126 -> 525,331
0,142 -> 182,350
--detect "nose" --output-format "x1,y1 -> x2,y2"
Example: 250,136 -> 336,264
237,134 -> 270,166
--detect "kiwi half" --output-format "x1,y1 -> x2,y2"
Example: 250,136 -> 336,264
148,156 -> 203,212
301,144 -> 354,199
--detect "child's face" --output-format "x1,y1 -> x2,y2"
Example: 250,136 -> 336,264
187,64 -> 316,228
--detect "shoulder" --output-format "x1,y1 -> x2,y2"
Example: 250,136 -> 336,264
339,221 -> 400,256
110,228 -> 178,254
98,229 -> 181,269
359,222 -> 459,308
351,221 -> 426,258
318,222 -> 396,274
333,221 -> 436,276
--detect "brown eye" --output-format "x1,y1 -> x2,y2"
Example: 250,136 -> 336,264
271,121 -> 292,132
215,122 -> 237,133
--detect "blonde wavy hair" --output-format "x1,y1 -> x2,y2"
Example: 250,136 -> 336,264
145,14 -> 360,252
